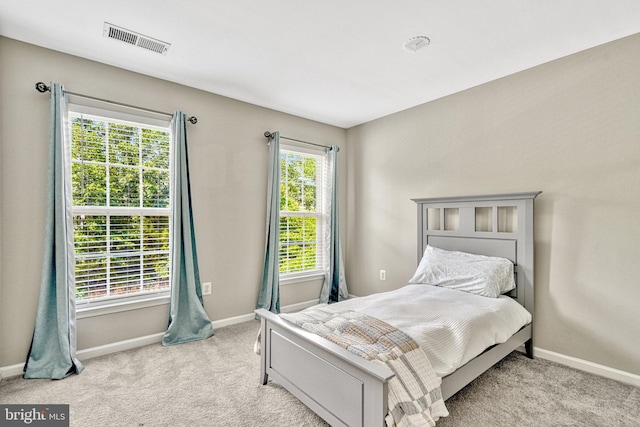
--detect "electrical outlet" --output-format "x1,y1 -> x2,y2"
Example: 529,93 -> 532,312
202,281 -> 212,295
379,270 -> 386,281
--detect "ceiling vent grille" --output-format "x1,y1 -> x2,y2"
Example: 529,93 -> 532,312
103,23 -> 170,55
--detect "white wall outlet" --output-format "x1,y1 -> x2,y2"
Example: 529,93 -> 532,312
202,281 -> 212,295
379,270 -> 386,281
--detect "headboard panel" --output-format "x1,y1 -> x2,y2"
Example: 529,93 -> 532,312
412,192 -> 541,316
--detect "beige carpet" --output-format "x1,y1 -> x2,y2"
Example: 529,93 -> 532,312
1,320 -> 638,426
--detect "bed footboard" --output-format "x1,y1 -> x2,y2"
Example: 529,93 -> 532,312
258,308 -> 533,425
256,308 -> 394,427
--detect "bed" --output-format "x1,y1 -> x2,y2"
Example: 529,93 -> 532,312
255,191 -> 541,426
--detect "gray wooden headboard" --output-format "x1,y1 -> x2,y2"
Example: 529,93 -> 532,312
411,192 -> 541,316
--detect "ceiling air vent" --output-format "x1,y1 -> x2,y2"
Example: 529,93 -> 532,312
103,22 -> 170,55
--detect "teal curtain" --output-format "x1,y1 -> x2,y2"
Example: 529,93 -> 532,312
320,146 -> 349,303
162,111 -> 214,346
256,131 -> 281,315
24,83 -> 84,379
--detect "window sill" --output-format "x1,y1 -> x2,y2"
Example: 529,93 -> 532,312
76,293 -> 170,319
280,272 -> 326,287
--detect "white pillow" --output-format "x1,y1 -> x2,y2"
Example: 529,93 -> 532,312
408,245 -> 516,298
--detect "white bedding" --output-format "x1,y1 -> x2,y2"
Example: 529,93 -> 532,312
321,284 -> 532,377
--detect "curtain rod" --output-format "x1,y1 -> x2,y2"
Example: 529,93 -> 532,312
263,131 -> 337,151
35,82 -> 198,124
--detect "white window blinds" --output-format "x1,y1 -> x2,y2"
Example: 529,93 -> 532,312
279,147 -> 326,276
69,111 -> 172,302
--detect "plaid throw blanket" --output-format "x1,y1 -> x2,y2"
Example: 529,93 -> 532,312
281,307 -> 449,427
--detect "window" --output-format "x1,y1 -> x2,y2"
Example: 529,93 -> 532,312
69,109 -> 172,303
279,147 -> 326,277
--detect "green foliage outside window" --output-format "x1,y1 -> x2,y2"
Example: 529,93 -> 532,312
279,152 -> 321,274
70,115 -> 171,301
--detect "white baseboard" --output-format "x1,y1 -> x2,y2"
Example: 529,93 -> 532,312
280,299 -> 321,313
0,299 -> 320,380
0,363 -> 24,380
533,347 -> 640,388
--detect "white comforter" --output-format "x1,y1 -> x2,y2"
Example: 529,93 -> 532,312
321,284 -> 532,377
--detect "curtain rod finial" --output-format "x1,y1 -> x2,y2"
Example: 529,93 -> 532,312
187,116 -> 198,124
264,131 -> 273,139
35,82 -> 50,93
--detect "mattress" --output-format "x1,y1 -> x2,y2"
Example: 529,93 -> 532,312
321,284 -> 532,377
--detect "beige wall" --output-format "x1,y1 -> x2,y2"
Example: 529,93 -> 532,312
0,37 -> 347,367
345,33 -> 640,375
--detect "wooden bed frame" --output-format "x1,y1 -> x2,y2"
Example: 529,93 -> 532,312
256,192 -> 541,427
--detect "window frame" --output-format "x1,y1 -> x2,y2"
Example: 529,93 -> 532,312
68,103 -> 174,314
278,143 -> 327,282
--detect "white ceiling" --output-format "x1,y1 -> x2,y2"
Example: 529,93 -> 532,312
2,1 -> 640,128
